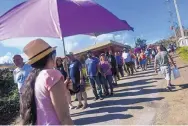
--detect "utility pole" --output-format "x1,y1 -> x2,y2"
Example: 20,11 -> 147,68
173,0 -> 185,45
165,0 -> 178,43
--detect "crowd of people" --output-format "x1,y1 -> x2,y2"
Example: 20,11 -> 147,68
12,38 -> 177,125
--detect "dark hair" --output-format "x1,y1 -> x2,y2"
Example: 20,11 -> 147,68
20,51 -> 55,125
87,51 -> 92,54
56,58 -> 63,67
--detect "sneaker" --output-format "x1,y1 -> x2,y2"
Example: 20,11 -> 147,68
109,93 -> 114,96
69,106 -> 76,110
169,84 -> 174,87
166,86 -> 172,91
93,97 -> 99,101
76,104 -> 83,109
99,97 -> 104,100
82,104 -> 88,110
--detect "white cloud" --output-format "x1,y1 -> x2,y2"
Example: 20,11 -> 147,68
0,52 -> 29,64
97,34 -> 114,42
65,41 -> 79,53
20,53 -> 28,62
1,37 -> 65,56
90,36 -> 97,41
1,38 -> 32,50
0,52 -> 13,64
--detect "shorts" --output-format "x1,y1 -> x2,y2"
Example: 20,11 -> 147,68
140,59 -> 146,65
79,82 -> 86,92
160,66 -> 171,80
69,77 -> 81,94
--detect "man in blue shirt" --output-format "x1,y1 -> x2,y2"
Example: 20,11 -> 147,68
66,53 -> 88,109
13,55 -> 32,94
145,48 -> 151,65
13,55 -> 32,117
85,51 -> 103,100
115,52 -> 124,78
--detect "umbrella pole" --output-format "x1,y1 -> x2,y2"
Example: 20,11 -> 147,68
61,37 -> 66,55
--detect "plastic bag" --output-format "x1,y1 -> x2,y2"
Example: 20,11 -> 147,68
171,67 -> 180,80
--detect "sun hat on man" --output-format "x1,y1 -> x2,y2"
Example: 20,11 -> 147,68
23,39 -> 56,65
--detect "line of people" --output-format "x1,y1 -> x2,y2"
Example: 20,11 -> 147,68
12,38 -> 161,125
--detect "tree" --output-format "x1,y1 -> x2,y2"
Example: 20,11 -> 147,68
135,38 -> 147,48
155,38 -> 176,48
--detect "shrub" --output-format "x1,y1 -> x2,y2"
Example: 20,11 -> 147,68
0,69 -> 19,125
177,47 -> 188,62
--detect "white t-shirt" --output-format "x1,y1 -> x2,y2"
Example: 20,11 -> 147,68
122,52 -> 132,63
13,64 -> 32,93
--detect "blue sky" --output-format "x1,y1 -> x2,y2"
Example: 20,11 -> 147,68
0,0 -> 188,63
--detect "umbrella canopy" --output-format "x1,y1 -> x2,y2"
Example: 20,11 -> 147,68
134,47 -> 141,54
0,0 -> 132,40
88,20 -> 134,37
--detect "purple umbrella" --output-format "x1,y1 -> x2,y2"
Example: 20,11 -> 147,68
0,0 -> 133,55
134,47 -> 141,54
88,20 -> 134,37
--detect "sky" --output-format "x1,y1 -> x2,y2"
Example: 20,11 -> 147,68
0,0 -> 188,63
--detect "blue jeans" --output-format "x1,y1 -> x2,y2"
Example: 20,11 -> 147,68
101,75 -> 114,94
89,76 -> 103,98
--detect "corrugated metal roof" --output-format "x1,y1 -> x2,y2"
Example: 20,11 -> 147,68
73,40 -> 125,55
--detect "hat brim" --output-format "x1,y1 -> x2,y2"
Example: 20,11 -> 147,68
26,46 -> 57,65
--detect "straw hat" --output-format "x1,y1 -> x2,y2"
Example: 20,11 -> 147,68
23,39 -> 56,65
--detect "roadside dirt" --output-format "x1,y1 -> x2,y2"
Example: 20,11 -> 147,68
153,54 -> 188,125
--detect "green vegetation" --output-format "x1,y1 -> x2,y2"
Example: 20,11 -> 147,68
177,46 -> 188,62
0,69 -> 19,125
135,38 -> 147,47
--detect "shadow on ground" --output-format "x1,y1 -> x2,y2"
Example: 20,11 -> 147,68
178,65 -> 188,70
117,78 -> 157,88
72,106 -> 143,117
89,97 -> 164,108
114,85 -> 156,93
74,113 -> 133,125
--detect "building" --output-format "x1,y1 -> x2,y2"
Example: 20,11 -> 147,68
73,40 -> 130,63
175,27 -> 188,38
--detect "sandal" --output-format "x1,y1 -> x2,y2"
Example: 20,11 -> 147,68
82,104 -> 88,110
166,86 -> 172,91
76,104 -> 83,109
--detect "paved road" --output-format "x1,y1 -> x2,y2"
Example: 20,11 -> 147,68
70,64 -> 166,125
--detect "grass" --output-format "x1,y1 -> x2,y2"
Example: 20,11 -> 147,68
177,46 -> 188,63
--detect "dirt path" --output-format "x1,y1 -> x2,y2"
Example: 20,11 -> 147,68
70,54 -> 188,125
153,55 -> 188,125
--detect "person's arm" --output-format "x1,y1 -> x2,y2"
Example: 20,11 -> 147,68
50,78 -> 73,125
167,53 -> 176,67
85,65 -> 89,76
104,63 -> 112,75
154,56 -> 158,73
96,58 -> 100,75
13,71 -> 16,84
97,63 -> 100,75
78,61 -> 84,84
98,62 -> 102,73
85,60 -> 89,77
